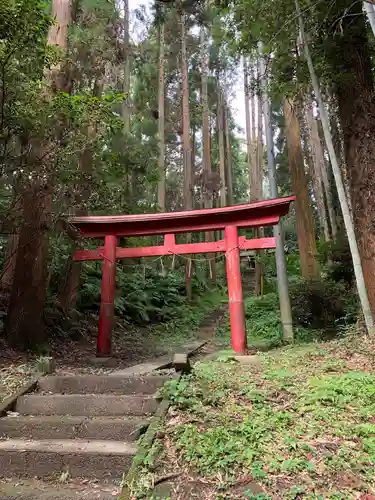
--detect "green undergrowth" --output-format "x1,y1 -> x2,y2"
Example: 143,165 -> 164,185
145,332 -> 375,499
146,288 -> 226,350
95,287 -> 228,362
76,263 -> 222,326
216,293 -> 317,351
39,285 -> 226,362
216,283 -> 357,352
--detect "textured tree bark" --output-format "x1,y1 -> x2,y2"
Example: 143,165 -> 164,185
337,80 -> 375,310
122,0 -> 131,134
245,59 -> 263,290
295,0 -> 375,333
330,107 -> 352,217
251,73 -> 256,182
0,193 -> 22,291
254,68 -> 264,294
256,62 -> 263,203
243,60 -> 253,198
201,21 -> 216,281
224,100 -> 233,206
326,0 -> 375,314
303,102 -> 330,240
122,0 -> 132,198
284,97 -> 319,280
305,101 -> 338,239
5,0 -> 72,348
217,86 -> 226,208
180,9 -> 193,300
1,233 -> 19,291
157,22 -> 166,211
6,184 -> 52,348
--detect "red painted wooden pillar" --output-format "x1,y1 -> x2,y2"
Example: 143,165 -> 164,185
97,234 -> 117,357
225,225 -> 247,353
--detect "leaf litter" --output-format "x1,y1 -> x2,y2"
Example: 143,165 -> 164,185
133,333 -> 375,499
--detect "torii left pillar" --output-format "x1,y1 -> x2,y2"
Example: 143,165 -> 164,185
97,234 -> 117,356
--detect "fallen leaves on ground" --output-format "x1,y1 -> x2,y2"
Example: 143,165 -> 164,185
0,357 -> 35,403
135,333 -> 375,499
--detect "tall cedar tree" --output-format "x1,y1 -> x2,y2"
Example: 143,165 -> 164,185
5,0 -> 73,348
284,97 -> 319,279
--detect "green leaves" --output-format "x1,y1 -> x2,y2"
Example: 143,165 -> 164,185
0,0 -> 51,61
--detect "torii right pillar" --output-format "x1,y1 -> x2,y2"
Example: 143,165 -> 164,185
225,225 -> 247,353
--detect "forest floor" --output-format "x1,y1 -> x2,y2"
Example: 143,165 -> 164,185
137,333 -> 375,499
0,289 -> 225,402
132,300 -> 375,499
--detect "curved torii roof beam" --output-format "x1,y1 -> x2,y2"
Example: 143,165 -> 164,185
69,195 -> 295,238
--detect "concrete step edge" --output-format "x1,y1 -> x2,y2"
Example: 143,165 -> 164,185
0,415 -> 149,440
37,375 -> 171,395
0,438 -> 138,455
15,394 -> 158,416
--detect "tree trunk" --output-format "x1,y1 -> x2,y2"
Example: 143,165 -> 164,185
200,21 -> 216,281
243,60 -> 253,200
0,193 -> 22,291
224,100 -> 233,205
245,61 -> 263,293
330,106 -> 352,217
255,67 -> 264,294
157,22 -> 166,211
250,65 -> 259,202
217,85 -> 226,208
191,130 -> 196,206
6,185 -> 52,348
295,0 -> 374,332
303,101 -> 330,240
180,9 -> 193,299
123,0 -> 130,134
307,146 -> 330,241
283,97 -> 319,280
123,0 -> 132,199
305,101 -> 338,240
1,233 -> 19,291
256,64 -> 263,202
5,0 -> 72,349
326,0 -> 375,315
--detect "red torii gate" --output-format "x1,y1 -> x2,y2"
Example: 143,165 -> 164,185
70,195 -> 294,357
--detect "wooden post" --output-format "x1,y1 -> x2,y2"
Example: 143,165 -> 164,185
97,234 -> 117,357
225,225 -> 247,353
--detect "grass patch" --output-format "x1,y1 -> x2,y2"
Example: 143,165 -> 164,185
137,333 -> 375,499
216,293 -> 319,351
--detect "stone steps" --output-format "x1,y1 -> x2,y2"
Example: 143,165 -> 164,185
0,439 -> 137,479
15,394 -> 158,417
38,375 -> 169,395
0,415 -> 147,441
0,372 -> 171,494
0,479 -> 118,500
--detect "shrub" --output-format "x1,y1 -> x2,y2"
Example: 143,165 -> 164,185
318,238 -> 354,286
244,293 -> 284,348
289,279 -> 350,332
77,262 -> 211,325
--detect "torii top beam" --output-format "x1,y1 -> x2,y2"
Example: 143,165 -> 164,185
69,196 -> 295,238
